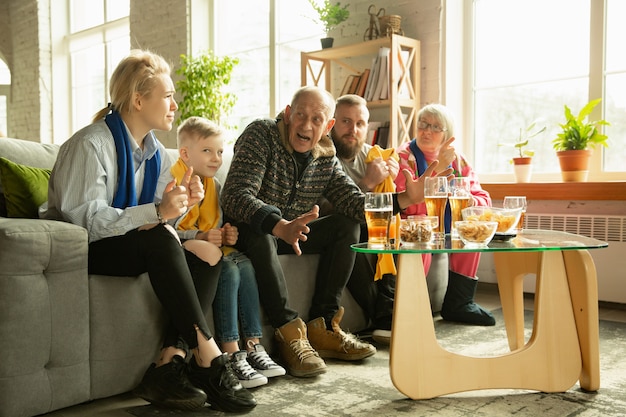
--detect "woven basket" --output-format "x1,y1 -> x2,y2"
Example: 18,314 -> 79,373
378,14 -> 403,36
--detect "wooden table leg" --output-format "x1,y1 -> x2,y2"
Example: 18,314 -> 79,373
390,251 -> 582,399
493,252 -> 539,350
563,250 -> 600,391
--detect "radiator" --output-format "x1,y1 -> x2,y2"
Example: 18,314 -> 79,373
524,214 -> 626,243
478,214 -> 626,304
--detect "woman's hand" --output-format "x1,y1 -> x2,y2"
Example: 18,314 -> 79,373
436,136 -> 456,174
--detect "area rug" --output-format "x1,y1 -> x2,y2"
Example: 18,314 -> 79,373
126,309 -> 626,416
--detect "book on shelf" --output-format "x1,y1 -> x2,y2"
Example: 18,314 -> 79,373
364,55 -> 380,101
355,69 -> 370,97
367,121 -> 382,146
371,47 -> 390,101
375,124 -> 390,149
340,75 -> 357,96
349,74 -> 361,94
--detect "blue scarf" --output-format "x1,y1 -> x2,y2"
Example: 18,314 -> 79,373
105,110 -> 161,209
408,139 -> 452,233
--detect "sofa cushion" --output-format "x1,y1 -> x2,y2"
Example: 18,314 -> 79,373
0,218 -> 90,417
0,157 -> 51,218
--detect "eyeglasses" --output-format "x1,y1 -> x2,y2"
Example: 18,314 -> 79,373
417,121 -> 447,133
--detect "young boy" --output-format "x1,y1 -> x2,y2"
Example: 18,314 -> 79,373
173,116 -> 285,388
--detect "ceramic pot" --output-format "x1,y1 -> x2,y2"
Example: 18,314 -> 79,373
557,149 -> 592,182
512,157 -> 532,183
320,37 -> 334,49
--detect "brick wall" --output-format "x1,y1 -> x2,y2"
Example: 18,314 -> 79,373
131,0 -> 189,148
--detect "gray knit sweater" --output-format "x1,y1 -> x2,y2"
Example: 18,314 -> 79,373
221,116 -> 365,235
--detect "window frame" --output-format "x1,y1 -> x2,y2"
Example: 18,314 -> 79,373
450,0 -> 625,183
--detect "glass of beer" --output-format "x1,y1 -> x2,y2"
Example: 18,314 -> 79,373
449,177 -> 472,238
364,192 -> 393,249
424,177 -> 449,241
503,196 -> 527,232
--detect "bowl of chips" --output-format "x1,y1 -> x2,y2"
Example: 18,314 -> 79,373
461,206 -> 522,234
455,220 -> 498,246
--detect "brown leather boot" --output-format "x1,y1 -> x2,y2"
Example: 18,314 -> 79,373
274,317 -> 327,377
307,307 -> 377,361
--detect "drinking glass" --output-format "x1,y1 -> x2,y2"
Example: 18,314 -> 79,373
503,196 -> 527,232
448,177 -> 471,238
364,192 -> 393,248
424,177 -> 449,240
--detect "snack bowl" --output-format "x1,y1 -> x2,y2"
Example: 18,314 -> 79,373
461,206 -> 522,234
455,220 -> 498,247
400,216 -> 437,246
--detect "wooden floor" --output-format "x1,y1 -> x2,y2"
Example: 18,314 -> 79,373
43,283 -> 626,417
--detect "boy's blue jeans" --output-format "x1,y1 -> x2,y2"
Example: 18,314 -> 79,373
212,251 -> 263,343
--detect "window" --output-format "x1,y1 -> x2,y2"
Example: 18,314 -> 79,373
213,0 -> 322,139
471,0 -> 625,182
67,0 -> 130,134
0,59 -> 10,136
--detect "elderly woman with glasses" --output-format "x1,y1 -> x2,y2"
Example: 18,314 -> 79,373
394,103 -> 495,326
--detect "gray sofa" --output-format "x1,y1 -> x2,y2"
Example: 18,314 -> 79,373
0,136 -> 448,417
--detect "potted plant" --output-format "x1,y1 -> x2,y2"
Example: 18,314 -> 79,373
175,51 -> 239,128
307,0 -> 350,49
499,121 -> 546,183
552,98 -> 610,182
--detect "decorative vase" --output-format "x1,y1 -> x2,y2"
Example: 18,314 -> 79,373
320,37 -> 334,49
512,157 -> 532,183
556,149 -> 592,182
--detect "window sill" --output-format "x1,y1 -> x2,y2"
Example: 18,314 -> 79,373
482,182 -> 626,201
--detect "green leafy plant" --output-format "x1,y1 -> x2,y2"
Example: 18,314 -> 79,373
552,98 -> 610,151
175,51 -> 239,127
499,121 -> 546,162
307,0 -> 350,34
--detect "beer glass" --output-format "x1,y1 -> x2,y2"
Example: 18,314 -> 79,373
364,192 -> 393,248
449,177 -> 471,238
424,177 -> 449,241
503,196 -> 527,232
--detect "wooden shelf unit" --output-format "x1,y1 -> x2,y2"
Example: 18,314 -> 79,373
301,35 -> 420,149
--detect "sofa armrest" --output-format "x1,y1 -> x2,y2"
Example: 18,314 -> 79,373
0,218 -> 91,417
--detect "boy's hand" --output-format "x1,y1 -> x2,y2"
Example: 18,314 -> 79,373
222,223 -> 238,246
181,166 -> 204,207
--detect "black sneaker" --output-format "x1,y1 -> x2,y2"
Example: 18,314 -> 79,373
188,353 -> 257,412
133,355 -> 207,410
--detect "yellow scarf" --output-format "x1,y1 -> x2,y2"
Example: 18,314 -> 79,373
171,158 -> 220,231
365,145 -> 400,280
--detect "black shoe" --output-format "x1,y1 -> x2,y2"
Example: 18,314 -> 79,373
133,355 -> 207,410
441,271 -> 496,326
188,353 -> 257,412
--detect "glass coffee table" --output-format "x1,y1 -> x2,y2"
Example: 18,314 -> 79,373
352,230 -> 608,399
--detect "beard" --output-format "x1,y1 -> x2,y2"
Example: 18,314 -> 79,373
332,131 -> 364,161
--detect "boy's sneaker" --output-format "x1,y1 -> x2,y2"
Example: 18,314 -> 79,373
372,329 -> 391,345
187,353 -> 257,412
230,350 -> 268,388
246,342 -> 287,378
133,355 -> 207,410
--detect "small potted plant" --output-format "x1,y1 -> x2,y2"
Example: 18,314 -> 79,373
307,0 -> 350,49
499,121 -> 546,183
552,98 -> 610,182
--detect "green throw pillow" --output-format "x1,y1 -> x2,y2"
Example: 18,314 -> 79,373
0,157 -> 51,218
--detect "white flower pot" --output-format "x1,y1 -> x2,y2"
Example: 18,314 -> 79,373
512,158 -> 532,183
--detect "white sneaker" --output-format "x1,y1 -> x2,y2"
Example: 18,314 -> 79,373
230,351 -> 268,389
372,329 -> 391,345
246,342 -> 286,378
